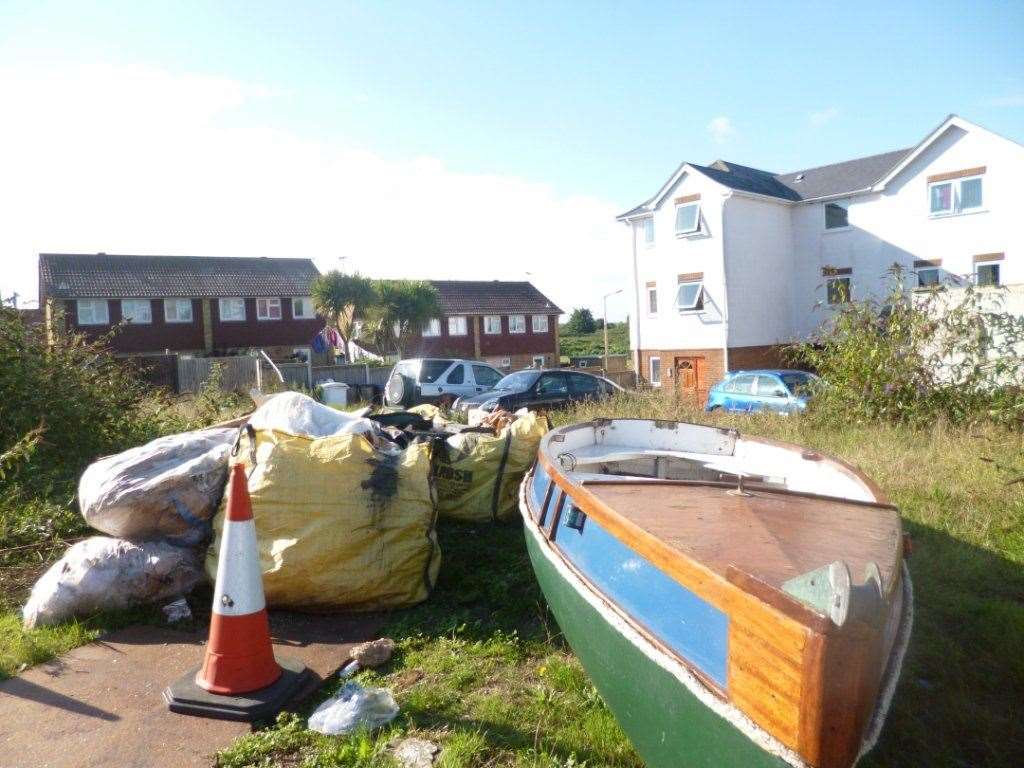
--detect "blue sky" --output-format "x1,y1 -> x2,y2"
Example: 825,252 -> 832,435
1,1 -> 1022,314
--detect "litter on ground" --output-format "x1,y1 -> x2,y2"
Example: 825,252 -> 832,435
306,681 -> 399,735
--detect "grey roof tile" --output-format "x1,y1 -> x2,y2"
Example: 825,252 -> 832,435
773,148 -> 913,200
429,280 -> 562,315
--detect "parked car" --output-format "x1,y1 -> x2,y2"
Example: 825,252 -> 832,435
705,369 -> 819,414
384,358 -> 504,407
453,368 -> 622,415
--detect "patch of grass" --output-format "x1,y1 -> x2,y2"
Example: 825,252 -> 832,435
558,323 -> 629,359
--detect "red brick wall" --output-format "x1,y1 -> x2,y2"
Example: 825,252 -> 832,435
210,298 -> 323,351
64,299 -> 206,353
637,347 -> 726,390
727,344 -> 791,372
408,313 -> 558,359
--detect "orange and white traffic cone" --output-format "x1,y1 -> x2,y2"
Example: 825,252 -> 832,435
165,464 -> 309,721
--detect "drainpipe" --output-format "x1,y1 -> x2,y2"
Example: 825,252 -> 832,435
720,193 -> 731,375
628,219 -> 642,385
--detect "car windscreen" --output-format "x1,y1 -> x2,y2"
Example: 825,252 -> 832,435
781,373 -> 817,397
420,360 -> 455,383
494,371 -> 540,391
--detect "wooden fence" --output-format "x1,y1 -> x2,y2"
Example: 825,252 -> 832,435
603,369 -> 637,390
177,356 -> 259,394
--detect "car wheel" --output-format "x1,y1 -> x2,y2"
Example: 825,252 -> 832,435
385,373 -> 415,407
707,405 -> 721,412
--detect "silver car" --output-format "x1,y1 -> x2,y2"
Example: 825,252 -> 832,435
384,358 -> 504,407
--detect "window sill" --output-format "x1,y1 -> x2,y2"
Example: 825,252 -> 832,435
928,208 -> 987,219
257,318 -> 282,322
675,230 -> 703,239
78,322 -> 109,326
677,309 -> 704,315
219,318 -> 246,323
165,319 -> 194,324
823,226 -> 852,234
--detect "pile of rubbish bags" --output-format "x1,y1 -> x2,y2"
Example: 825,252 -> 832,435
22,391 -> 548,628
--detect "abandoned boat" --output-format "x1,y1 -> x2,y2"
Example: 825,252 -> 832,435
520,419 -> 912,768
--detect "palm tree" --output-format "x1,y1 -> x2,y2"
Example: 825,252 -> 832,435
363,280 -> 441,358
310,271 -> 378,361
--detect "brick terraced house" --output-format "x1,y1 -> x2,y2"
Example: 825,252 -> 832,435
384,280 -> 562,371
38,253 -> 324,360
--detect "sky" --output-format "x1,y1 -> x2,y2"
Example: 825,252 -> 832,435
1,1 -> 1022,319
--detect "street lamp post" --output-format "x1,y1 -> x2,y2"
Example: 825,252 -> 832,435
602,289 -> 623,373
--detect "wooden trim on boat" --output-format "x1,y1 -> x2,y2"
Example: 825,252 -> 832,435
725,567 -> 832,634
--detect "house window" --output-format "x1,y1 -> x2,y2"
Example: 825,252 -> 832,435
422,318 -> 441,337
164,299 -> 193,323
219,298 -> 246,321
917,268 -> 941,288
532,315 -> 549,333
649,357 -> 661,386
448,316 -> 468,336
509,314 -> 526,334
676,280 -> 704,312
675,202 -> 701,235
484,315 -> 501,334
292,347 -> 311,363
827,277 -> 851,305
76,299 -> 108,325
120,299 -> 152,324
292,296 -> 315,319
256,297 -> 282,320
824,201 -> 849,230
647,286 -> 658,315
929,176 -> 983,216
532,355 -> 546,367
643,217 -> 654,245
499,357 -> 511,368
976,261 -> 1001,287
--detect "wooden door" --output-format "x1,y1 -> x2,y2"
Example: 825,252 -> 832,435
674,356 -> 707,406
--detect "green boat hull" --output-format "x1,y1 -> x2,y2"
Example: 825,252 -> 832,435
524,525 -> 790,768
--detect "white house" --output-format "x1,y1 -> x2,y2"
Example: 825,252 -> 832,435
617,115 -> 1024,401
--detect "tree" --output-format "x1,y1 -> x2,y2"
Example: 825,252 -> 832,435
310,271 -> 378,360
563,307 -> 596,335
363,280 -> 441,358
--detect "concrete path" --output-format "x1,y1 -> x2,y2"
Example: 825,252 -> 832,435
0,611 -> 383,768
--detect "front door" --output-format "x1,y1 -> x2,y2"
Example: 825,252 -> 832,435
674,356 -> 707,406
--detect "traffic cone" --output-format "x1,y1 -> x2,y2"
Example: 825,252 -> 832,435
164,464 -> 310,721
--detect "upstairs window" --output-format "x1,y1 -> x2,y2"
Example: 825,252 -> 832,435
676,280 -> 704,312
484,315 -> 501,334
165,299 -> 193,323
929,174 -> 983,216
422,318 -> 441,337
674,202 -> 701,235
532,315 -> 549,333
976,260 -> 1001,287
824,201 -> 850,230
121,299 -> 152,324
77,299 -> 109,325
448,316 -> 468,336
219,298 -> 246,322
509,314 -> 526,334
292,296 -> 315,319
256,297 -> 282,320
643,217 -> 654,245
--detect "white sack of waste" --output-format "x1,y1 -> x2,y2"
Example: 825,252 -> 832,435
22,536 -> 206,629
307,681 -> 399,735
248,392 -> 376,439
79,427 -> 237,545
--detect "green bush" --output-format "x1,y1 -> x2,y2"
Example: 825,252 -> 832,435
789,268 -> 1024,427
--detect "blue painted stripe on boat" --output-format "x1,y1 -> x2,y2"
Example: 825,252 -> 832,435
531,462 -> 551,518
552,501 -> 730,689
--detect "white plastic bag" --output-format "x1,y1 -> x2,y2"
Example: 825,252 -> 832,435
22,536 -> 206,629
248,392 -> 376,439
307,682 -> 399,735
78,427 -> 236,544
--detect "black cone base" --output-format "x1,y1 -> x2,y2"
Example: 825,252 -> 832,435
164,655 -> 313,721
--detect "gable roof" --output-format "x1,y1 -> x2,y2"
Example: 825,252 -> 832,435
39,253 -> 320,299
429,280 -> 562,315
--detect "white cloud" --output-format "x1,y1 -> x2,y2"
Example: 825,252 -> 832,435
707,116 -> 736,145
809,107 -> 840,128
983,94 -> 1024,108
0,62 -> 627,319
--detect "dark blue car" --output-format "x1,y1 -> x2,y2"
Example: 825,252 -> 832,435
705,369 -> 819,414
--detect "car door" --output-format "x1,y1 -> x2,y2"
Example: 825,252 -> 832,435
722,374 -> 756,412
753,374 -> 792,414
441,362 -> 474,399
531,372 -> 570,410
418,359 -> 456,399
568,372 -> 602,404
470,364 -> 502,396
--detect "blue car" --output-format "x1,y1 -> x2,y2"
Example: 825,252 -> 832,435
705,369 -> 819,414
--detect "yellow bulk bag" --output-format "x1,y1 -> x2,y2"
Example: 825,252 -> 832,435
434,413 -> 549,522
206,427 -> 440,611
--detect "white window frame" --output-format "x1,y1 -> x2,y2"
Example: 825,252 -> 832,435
916,267 -> 942,289
448,316 -> 468,336
256,297 -> 282,321
531,314 -> 549,333
292,296 -> 315,319
484,315 -> 502,334
647,286 -> 658,316
292,346 -> 311,363
826,276 -> 852,305
823,200 -> 851,231
119,299 -> 152,324
929,175 -> 984,217
508,314 -> 526,334
164,298 -> 193,323
975,260 -> 1001,288
674,202 -> 701,236
499,357 -> 511,368
676,280 -> 704,312
532,355 -> 546,367
422,318 -> 441,337
76,299 -> 109,325
219,297 -> 246,322
649,356 -> 662,387
643,217 -> 655,246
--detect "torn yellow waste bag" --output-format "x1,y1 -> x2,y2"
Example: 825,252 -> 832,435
433,412 -> 549,522
206,427 -> 440,611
